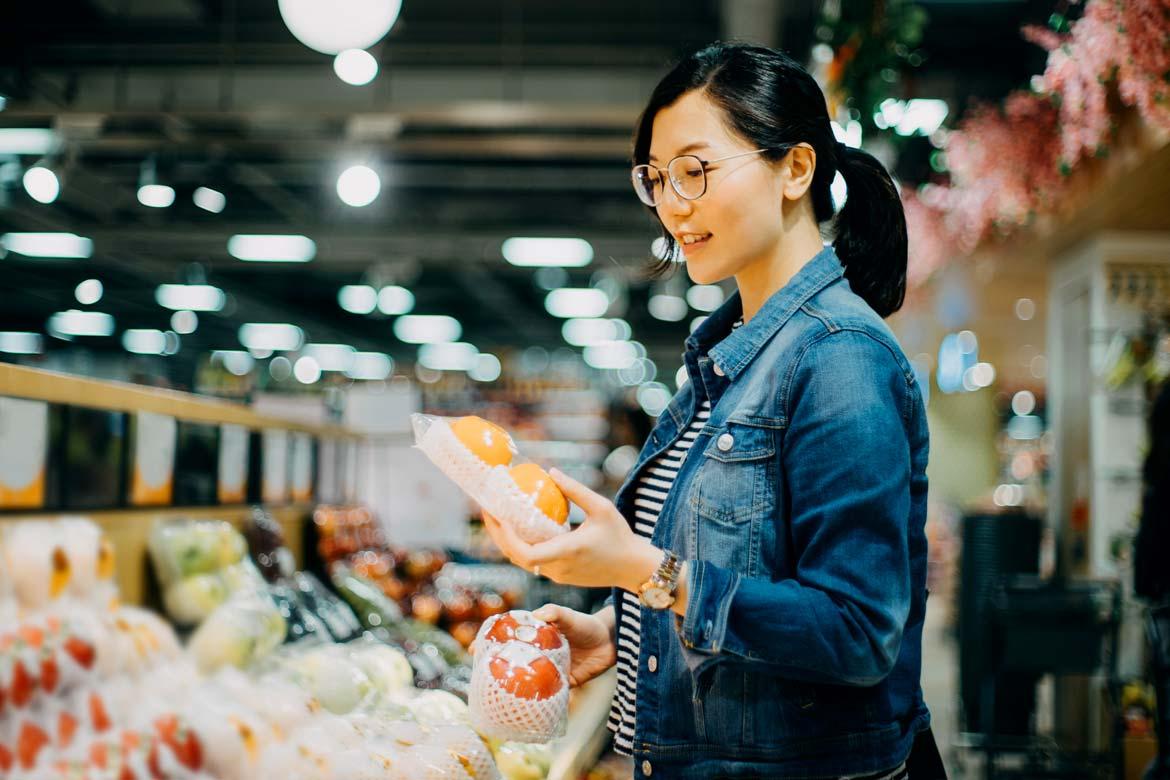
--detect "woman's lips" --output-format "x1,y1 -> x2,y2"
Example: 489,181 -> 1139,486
680,235 -> 712,256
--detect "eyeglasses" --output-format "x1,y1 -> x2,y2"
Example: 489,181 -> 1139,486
631,147 -> 785,207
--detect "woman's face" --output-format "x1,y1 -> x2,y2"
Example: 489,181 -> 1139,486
648,90 -> 790,286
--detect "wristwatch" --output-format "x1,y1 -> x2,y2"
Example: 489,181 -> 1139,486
638,549 -> 682,610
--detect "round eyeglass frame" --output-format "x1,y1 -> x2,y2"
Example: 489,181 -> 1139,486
630,147 -> 787,207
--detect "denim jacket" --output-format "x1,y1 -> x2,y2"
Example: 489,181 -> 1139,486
611,246 -> 931,779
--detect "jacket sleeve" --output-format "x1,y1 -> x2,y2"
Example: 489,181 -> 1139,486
676,329 -> 915,686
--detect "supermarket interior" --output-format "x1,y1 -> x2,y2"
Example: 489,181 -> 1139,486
1,1 -> 1169,779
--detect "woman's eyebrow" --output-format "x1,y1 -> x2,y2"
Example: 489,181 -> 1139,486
648,141 -> 711,163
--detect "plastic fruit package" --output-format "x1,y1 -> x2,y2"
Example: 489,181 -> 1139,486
474,611 -> 570,672
149,518 -> 247,585
2,519 -> 116,613
469,617 -> 569,743
411,414 -> 570,544
187,593 -> 286,674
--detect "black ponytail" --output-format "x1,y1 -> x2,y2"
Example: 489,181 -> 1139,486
634,42 -> 908,318
832,144 -> 907,318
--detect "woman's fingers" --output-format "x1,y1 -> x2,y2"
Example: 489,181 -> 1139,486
482,509 -> 538,570
548,468 -> 606,513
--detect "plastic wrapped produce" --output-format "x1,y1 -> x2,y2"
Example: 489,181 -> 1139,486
474,611 -> 570,672
291,571 -> 364,642
469,638 -> 569,744
411,414 -> 570,544
275,644 -> 376,715
244,507 -> 296,584
492,741 -> 553,780
347,639 -> 413,696
187,593 -> 286,673
267,582 -> 332,646
149,519 -> 247,585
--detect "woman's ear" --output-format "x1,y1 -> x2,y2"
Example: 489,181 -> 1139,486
781,144 -> 817,201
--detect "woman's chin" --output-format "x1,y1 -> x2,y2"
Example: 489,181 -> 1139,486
685,260 -> 729,287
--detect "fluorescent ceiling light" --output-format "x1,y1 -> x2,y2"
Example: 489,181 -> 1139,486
193,186 -> 226,213
238,323 -> 305,351
377,285 -> 414,315
686,285 -> 725,313
0,128 -> 55,155
137,184 -> 175,208
583,340 -> 637,370
545,288 -> 609,318
469,353 -> 501,382
346,352 -> 393,380
338,284 -> 377,314
0,331 -> 43,354
304,343 -> 355,371
1,232 -> 93,259
227,234 -> 316,262
213,350 -> 255,376
393,314 -> 461,344
47,310 -> 114,338
294,356 -> 322,384
502,237 -> 593,267
418,341 -> 478,371
648,294 -> 687,322
122,329 -> 167,355
562,318 -> 620,347
155,284 -> 226,312
170,310 -> 198,334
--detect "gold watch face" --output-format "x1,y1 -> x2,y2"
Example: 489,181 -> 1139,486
641,586 -> 674,610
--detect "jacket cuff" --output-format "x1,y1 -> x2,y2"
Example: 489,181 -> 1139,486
678,560 -> 739,657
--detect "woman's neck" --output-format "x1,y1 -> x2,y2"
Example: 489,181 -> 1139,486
734,220 -> 826,323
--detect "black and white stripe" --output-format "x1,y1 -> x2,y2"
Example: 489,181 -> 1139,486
608,399 -> 711,755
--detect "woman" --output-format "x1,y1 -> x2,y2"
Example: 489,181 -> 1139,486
484,42 -> 937,779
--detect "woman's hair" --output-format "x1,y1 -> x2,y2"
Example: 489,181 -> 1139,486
634,42 -> 907,318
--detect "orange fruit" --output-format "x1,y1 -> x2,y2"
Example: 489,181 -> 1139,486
508,464 -> 568,525
451,416 -> 515,467
488,654 -> 563,701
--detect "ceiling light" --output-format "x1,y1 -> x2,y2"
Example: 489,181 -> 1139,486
686,285 -> 725,313
294,356 -> 322,384
583,340 -> 637,370
137,184 -> 175,208
304,343 -> 355,371
562,318 -> 619,347
503,237 -> 593,268
469,353 -> 501,382
122,329 -> 167,355
334,49 -> 379,85
47,310 -> 114,338
393,314 -> 461,344
1,232 -> 93,259
238,323 -> 305,352
227,234 -> 316,262
545,288 -> 609,318
277,0 -> 402,54
193,186 -> 226,213
155,284 -> 226,312
214,350 -> 255,376
0,129 -> 55,155
637,382 -> 672,417
338,284 -> 378,314
23,166 -> 59,204
418,342 -> 478,371
377,285 -> 414,315
345,351 -> 393,380
0,332 -> 43,354
648,294 -> 687,322
74,278 -> 103,305
337,164 -> 380,207
170,310 -> 198,334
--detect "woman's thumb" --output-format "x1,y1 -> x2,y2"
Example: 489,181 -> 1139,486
532,603 -> 562,623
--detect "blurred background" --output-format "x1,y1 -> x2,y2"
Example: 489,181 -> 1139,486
1,1 -> 1168,778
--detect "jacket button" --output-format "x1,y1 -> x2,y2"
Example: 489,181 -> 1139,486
716,433 -> 734,451
642,760 -> 653,776
712,362 -> 725,377
647,655 -> 658,673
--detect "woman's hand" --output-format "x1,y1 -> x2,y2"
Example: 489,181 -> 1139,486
482,468 -> 662,593
531,603 -> 616,688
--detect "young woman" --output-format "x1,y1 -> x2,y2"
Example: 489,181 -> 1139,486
484,42 -> 939,779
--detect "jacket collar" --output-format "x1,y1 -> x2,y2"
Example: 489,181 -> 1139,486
686,245 -> 844,381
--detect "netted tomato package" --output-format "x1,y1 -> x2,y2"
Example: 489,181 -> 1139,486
411,414 -> 571,544
468,610 -> 569,743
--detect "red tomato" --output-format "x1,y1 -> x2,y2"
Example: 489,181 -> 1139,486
485,612 -> 564,651
17,721 -> 50,769
151,714 -> 203,772
64,636 -> 96,669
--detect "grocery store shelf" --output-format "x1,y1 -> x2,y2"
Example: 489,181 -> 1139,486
0,362 -> 357,438
548,668 -> 618,780
0,503 -> 312,606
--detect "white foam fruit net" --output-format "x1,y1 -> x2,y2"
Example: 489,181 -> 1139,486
411,414 -> 569,545
472,611 -> 570,672
469,621 -> 569,744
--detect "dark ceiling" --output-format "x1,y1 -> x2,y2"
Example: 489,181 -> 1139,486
0,0 -> 1056,389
